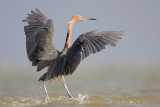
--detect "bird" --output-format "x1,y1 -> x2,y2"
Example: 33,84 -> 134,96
22,8 -> 124,101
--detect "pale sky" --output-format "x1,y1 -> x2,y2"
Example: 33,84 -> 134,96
0,0 -> 160,65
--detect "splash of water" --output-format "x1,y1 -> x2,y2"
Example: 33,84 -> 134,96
1,92 -> 160,106
48,93 -> 88,104
75,93 -> 88,104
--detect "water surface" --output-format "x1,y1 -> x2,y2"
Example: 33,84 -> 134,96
0,64 -> 160,107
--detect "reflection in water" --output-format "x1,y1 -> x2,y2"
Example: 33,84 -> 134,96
0,63 -> 160,106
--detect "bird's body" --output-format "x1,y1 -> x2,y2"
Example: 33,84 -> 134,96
23,9 -> 124,101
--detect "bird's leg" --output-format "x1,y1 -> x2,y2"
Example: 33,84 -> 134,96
60,76 -> 74,99
43,82 -> 49,102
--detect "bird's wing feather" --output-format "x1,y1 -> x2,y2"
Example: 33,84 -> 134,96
23,8 -> 59,70
62,30 -> 124,75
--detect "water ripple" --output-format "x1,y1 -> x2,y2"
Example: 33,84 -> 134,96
1,93 -> 160,106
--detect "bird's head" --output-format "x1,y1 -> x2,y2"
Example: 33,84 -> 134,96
68,15 -> 96,24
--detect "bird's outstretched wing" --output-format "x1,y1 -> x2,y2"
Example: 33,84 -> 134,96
62,30 -> 124,75
22,9 -> 59,71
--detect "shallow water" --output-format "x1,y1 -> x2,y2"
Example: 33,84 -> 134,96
0,63 -> 160,106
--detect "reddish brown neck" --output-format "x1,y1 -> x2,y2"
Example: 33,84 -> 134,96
64,21 -> 75,49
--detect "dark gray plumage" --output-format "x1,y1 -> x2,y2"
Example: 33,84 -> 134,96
23,9 -> 59,71
63,30 -> 123,75
38,30 -> 123,81
23,9 -> 124,101
23,9 -> 124,81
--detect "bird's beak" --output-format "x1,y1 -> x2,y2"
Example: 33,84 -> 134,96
85,18 -> 97,20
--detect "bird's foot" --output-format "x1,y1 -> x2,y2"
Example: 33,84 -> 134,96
45,96 -> 49,103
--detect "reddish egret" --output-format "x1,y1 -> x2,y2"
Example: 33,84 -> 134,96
22,8 -> 124,101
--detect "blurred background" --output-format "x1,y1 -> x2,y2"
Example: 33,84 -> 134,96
0,0 -> 160,106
